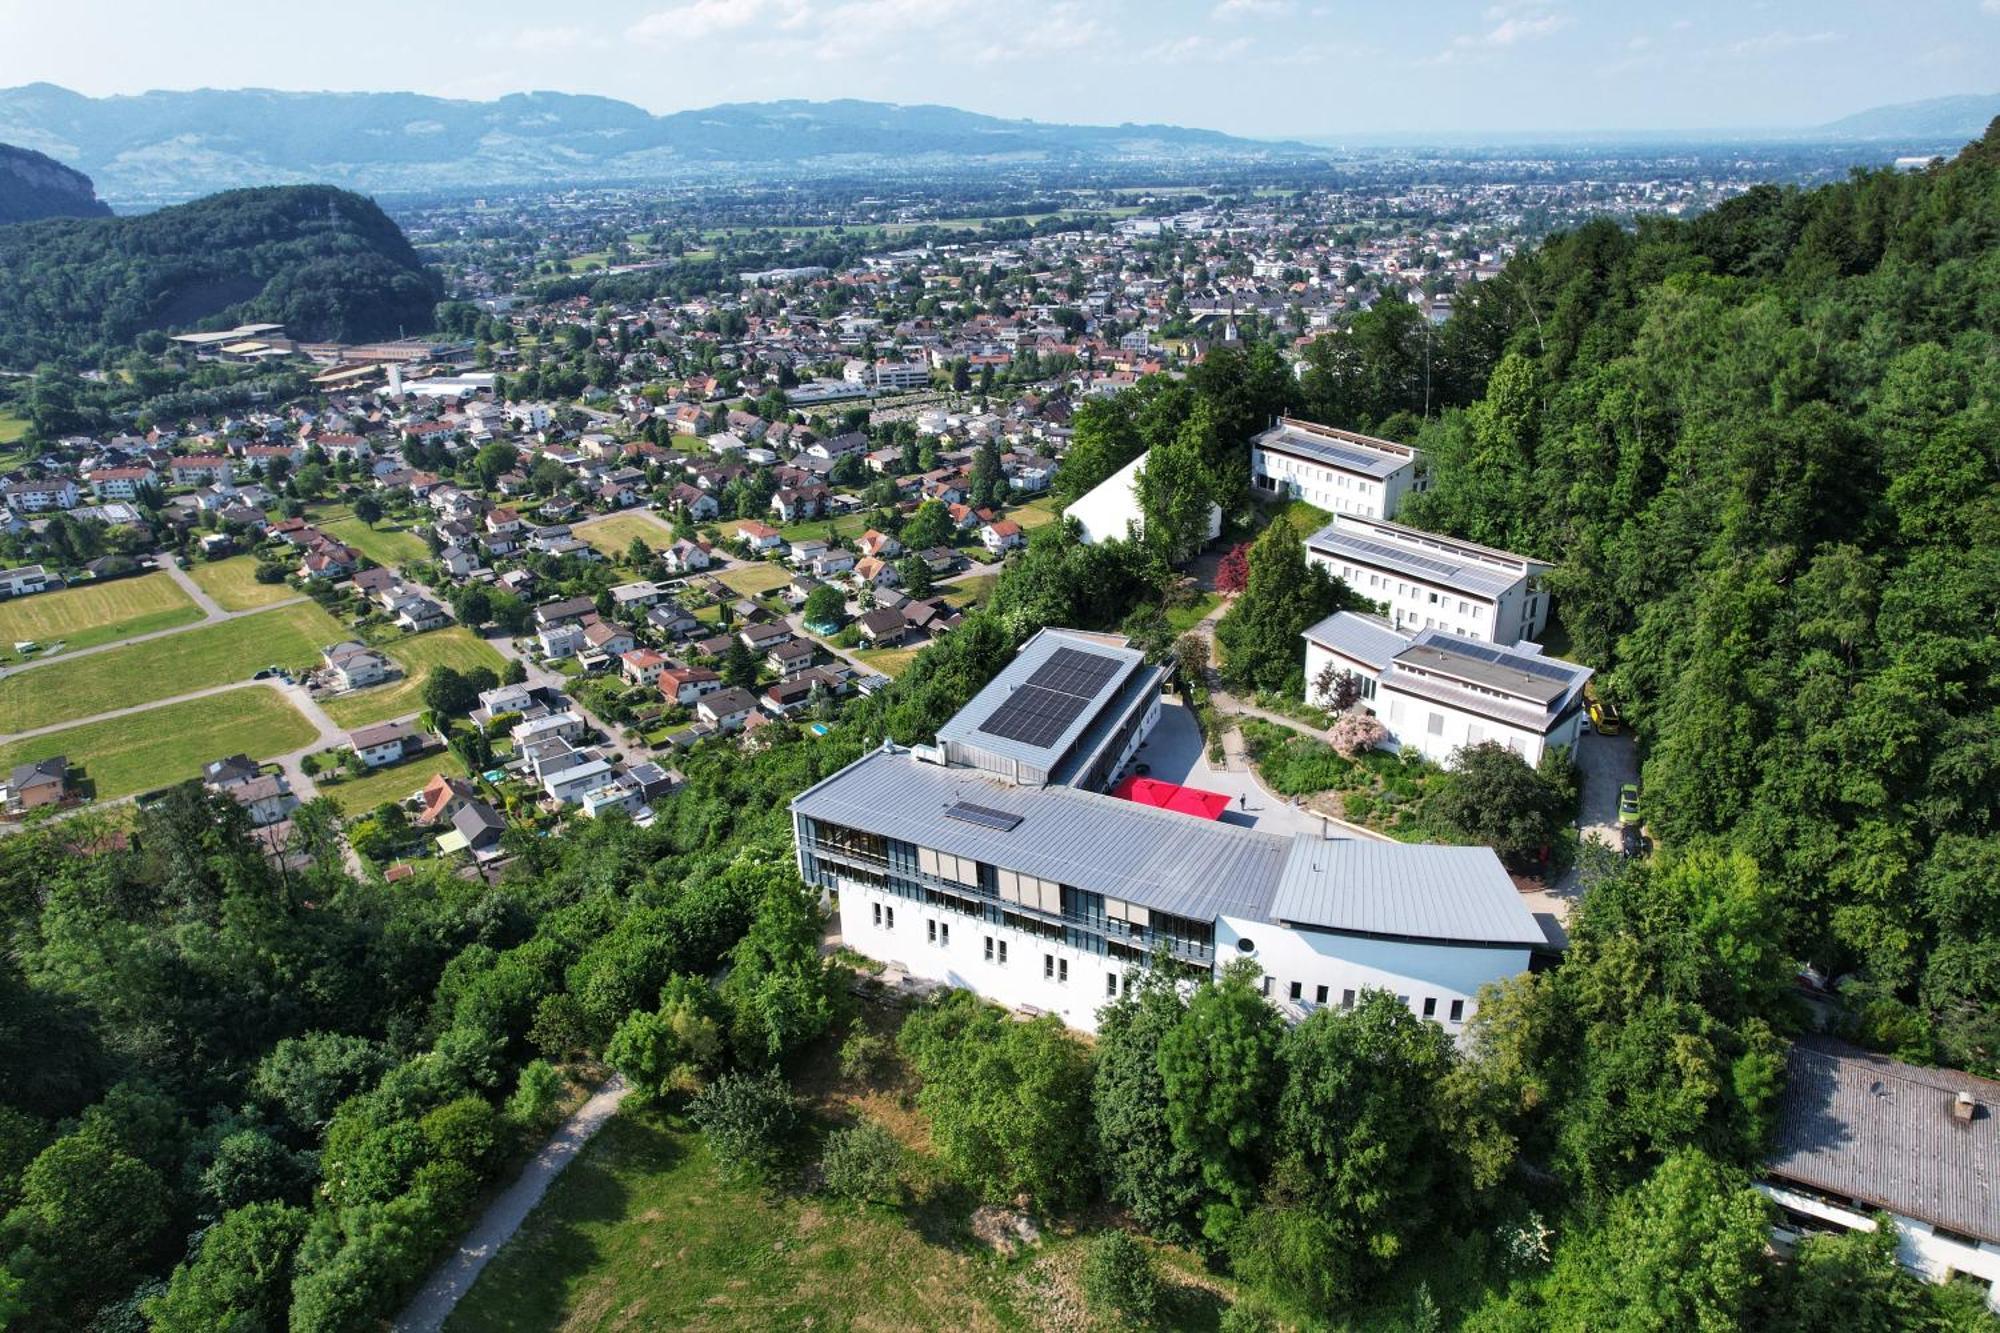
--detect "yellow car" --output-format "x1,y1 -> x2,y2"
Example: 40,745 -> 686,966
1588,696 -> 1623,735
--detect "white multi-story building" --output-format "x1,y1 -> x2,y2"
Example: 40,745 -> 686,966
1307,513 -> 1551,645
1762,1038 -> 2000,1312
1303,611 -> 1592,768
793,628 -> 1551,1034
1067,449 -> 1222,551
1250,418 -> 1424,520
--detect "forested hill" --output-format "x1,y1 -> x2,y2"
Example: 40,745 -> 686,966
0,143 -> 110,224
0,185 -> 442,367
1401,118 -> 2000,1066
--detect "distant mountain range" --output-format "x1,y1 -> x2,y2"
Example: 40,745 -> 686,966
1815,93 -> 2000,141
0,142 -> 111,223
0,84 -> 1322,203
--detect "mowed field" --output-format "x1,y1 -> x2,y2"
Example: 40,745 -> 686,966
0,601 -> 346,733
0,573 -> 203,655
716,561 -> 792,598
320,627 -> 510,728
320,516 -> 430,568
321,749 -> 466,817
445,1110 -> 1033,1333
575,511 -> 675,557
187,556 -> 298,611
0,686 -> 318,801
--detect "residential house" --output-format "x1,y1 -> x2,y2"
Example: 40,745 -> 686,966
621,648 -> 670,687
855,607 -> 907,646
441,800 -> 506,856
646,601 -> 699,638
737,520 -> 785,553
2,756 -> 67,812
323,642 -> 391,691
980,520 -> 1025,554
2,478 -> 77,514
0,565 -> 55,598
854,556 -> 899,589
739,621 -> 793,654
766,638 -> 816,678
545,758 -> 617,805
348,721 -> 419,769
581,619 -> 636,659
393,595 -> 450,633
772,486 -> 830,523
811,547 -> 856,578
659,665 -> 723,707
662,538 -> 713,575
85,466 -> 158,501
698,687 -> 759,734
416,774 -> 479,827
538,622 -> 586,659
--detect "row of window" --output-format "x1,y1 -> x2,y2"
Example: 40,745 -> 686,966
1264,975 -> 1467,1024
1339,563 -> 1488,620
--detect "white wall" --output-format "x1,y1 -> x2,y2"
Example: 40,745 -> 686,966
836,880 -> 1138,1033
1379,687 -> 1582,768
1759,1183 -> 2000,1312
1251,446 -> 1417,521
1216,913 -> 1530,1031
1070,450 -> 1222,548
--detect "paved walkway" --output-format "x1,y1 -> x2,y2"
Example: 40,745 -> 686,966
159,558 -> 230,621
393,1074 -> 630,1333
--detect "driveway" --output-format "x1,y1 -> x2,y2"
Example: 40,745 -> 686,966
1572,727 -> 1639,851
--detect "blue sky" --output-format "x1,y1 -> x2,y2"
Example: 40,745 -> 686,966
2,0 -> 1995,137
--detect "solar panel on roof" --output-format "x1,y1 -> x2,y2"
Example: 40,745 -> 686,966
976,646 -> 1126,750
1426,638 -> 1577,684
944,801 -> 1023,832
1268,429 -> 1403,475
1329,533 -> 1467,581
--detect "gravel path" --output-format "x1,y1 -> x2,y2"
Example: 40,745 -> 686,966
393,1074 -> 630,1333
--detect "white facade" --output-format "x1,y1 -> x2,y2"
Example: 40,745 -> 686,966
1216,914 -> 1531,1032
836,878 -> 1143,1033
1759,1183 -> 2000,1312
1306,514 -> 1550,646
1377,687 -> 1584,769
1249,419 -> 1424,520
1067,449 -> 1222,550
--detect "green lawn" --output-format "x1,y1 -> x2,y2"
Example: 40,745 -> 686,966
320,516 -> 430,569
0,409 -> 28,445
942,573 -> 999,609
855,646 -> 923,679
1165,591 -> 1224,634
0,573 -> 203,656
186,556 -> 297,612
0,686 -> 318,802
1009,496 -> 1062,530
0,601 -> 347,733
716,562 -> 792,598
575,511 -> 675,559
446,1106 -> 1038,1333
320,628 -> 511,729
320,749 -> 466,817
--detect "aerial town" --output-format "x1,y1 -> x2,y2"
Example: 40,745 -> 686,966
0,25 -> 1995,1333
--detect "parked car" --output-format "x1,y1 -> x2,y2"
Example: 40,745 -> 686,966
1620,823 -> 1644,858
1588,694 -> 1623,734
1617,783 -> 1641,826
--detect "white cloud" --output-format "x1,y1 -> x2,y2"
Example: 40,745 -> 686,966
504,26 -> 604,54
628,0 -> 810,45
1984,0 -> 2000,15
1142,33 -> 1254,64
1725,29 -> 1840,57
1212,0 -> 1295,18
1427,4 -> 1568,64
974,5 -> 1105,63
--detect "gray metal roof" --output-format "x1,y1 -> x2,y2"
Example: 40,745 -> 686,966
1253,421 -> 1414,480
1768,1038 -> 2000,1244
1268,836 -> 1547,946
792,747 -> 1288,923
1378,630 -> 1593,733
1303,611 -> 1410,671
935,629 -> 1146,775
1307,518 -> 1526,600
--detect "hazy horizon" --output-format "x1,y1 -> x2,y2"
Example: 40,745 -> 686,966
3,0 -> 1997,140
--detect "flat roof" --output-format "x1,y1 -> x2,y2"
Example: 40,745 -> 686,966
1303,610 -> 1409,671
1268,836 -> 1546,946
1253,418 -> 1417,481
1379,631 -> 1591,732
1768,1038 -> 2000,1244
936,629 -> 1146,777
1307,514 -> 1542,600
794,746 -> 1288,924
1395,639 -> 1576,707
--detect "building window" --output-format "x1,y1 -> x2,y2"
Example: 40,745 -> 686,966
940,923 -> 949,946
885,906 -> 894,929
1428,712 -> 1445,736
1107,972 -> 1118,997
927,919 -> 936,944
1422,997 -> 1437,1018
872,903 -> 882,927
998,940 -> 1008,965
1260,975 -> 1272,997
984,936 -> 994,962
1315,985 -> 1329,1005
1057,959 -> 1069,984
1289,981 -> 1302,1002
1449,999 -> 1464,1022
1044,953 -> 1055,979
1342,989 -> 1355,1009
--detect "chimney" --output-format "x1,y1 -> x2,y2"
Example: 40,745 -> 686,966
1952,1090 -> 1977,1124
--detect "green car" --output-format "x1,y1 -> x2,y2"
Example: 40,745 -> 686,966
1618,783 -> 1641,826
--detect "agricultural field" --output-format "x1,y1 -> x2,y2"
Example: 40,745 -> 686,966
186,556 -> 298,611
575,511 -> 675,558
319,749 -> 467,817
0,573 -> 203,657
0,407 -> 27,444
0,686 -> 317,802
716,562 -> 793,598
320,627 -> 510,728
0,601 -> 346,733
320,515 -> 431,568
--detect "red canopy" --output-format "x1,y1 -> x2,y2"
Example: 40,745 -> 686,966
1112,775 -> 1232,821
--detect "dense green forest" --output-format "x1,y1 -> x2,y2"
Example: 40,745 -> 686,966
0,185 -> 442,367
